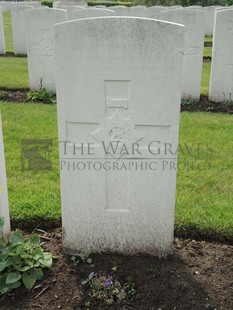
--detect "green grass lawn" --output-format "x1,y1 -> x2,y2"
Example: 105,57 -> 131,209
203,46 -> 212,58
0,57 -> 29,89
3,12 -> 13,53
0,102 -> 60,223
201,62 -> 210,97
1,14 -> 212,95
0,15 -> 231,240
205,36 -> 212,43
0,102 -> 232,240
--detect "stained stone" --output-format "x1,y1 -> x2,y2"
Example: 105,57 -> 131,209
25,8 -> 67,91
54,17 -> 184,256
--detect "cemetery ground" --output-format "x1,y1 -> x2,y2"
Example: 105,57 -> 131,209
0,11 -> 233,310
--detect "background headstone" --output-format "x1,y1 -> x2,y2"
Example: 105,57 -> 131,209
204,6 -> 219,36
161,9 -> 205,100
11,5 -> 33,55
71,8 -> 115,20
0,112 -> 10,242
109,6 -> 131,16
147,6 -> 169,19
55,5 -> 84,19
25,8 -> 67,91
0,6 -> 6,55
209,9 -> 233,102
54,0 -> 87,9
54,17 -> 184,256
130,5 -> 148,17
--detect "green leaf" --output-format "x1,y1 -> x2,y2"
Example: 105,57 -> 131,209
6,272 -> 21,284
0,274 -> 7,287
0,260 -> 7,272
86,258 -> 92,264
30,268 -> 44,281
22,273 -> 37,290
9,232 -> 24,245
31,235 -> 40,245
39,253 -> 52,267
6,281 -> 21,290
22,268 -> 44,290
0,287 -> 9,294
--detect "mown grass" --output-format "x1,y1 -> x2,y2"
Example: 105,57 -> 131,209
203,46 -> 212,58
0,102 -> 60,223
1,13 -> 232,240
205,36 -> 212,43
177,112 -> 233,240
0,102 -> 232,240
0,57 -> 29,89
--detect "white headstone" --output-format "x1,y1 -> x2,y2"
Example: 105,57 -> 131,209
54,17 -> 184,256
11,5 -> 33,55
186,5 -> 203,9
25,8 -> 67,91
71,8 -> 115,20
170,6 -> 183,9
0,2 -> 13,13
55,5 -> 84,19
147,6 -> 169,19
161,9 -> 205,100
0,7 -> 6,55
0,112 -> 10,242
109,6 -> 131,16
209,9 -> 233,102
130,6 -> 148,17
204,6 -> 219,36
54,0 -> 87,9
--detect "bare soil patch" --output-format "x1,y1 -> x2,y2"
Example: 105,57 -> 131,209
0,229 -> 232,310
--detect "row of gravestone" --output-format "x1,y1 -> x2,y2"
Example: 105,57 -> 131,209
0,1 -> 41,13
1,3 -> 233,33
0,10 -> 231,255
1,5 -> 233,101
1,15 -> 185,256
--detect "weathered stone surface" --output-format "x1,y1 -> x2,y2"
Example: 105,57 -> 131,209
54,17 -> 184,256
161,9 -> 205,99
11,5 -> 33,55
25,8 -> 67,91
71,8 -> 115,20
209,9 -> 233,102
0,7 -> 6,54
0,112 -> 10,241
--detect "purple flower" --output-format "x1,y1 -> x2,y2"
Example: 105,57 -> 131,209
104,276 -> 113,287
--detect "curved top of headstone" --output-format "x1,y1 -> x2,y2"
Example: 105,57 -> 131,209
71,8 -> 115,20
25,7 -> 68,16
54,17 -> 184,122
162,8 -> 204,15
11,5 -> 33,12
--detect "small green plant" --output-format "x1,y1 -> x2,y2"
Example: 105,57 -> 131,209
181,98 -> 198,106
82,272 -> 137,306
71,251 -> 93,265
0,219 -> 53,295
27,80 -> 56,104
41,0 -> 53,7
